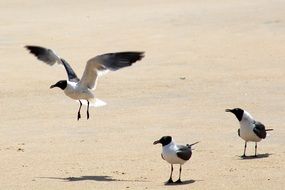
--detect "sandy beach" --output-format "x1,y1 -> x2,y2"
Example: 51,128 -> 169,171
0,0 -> 285,189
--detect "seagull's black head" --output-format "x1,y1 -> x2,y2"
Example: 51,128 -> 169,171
153,136 -> 172,146
50,80 -> 67,90
225,108 -> 244,121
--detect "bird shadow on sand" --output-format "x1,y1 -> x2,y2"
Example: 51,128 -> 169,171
164,179 -> 201,186
238,153 -> 272,160
38,176 -> 116,182
38,175 -> 148,183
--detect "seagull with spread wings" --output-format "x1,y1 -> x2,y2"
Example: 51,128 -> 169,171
25,46 -> 144,120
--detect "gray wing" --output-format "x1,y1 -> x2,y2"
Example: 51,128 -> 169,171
176,145 -> 192,161
79,51 -> 144,90
253,121 -> 266,139
25,45 -> 80,82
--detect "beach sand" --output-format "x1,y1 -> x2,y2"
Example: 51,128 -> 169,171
0,0 -> 284,189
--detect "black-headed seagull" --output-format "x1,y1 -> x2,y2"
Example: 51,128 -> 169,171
226,108 -> 273,157
153,136 -> 199,184
26,45 -> 144,120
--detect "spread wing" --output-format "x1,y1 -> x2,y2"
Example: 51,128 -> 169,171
25,45 -> 80,82
176,145 -> 192,161
79,51 -> 144,90
253,121 -> 267,139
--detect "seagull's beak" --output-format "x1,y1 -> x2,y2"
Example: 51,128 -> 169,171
225,109 -> 233,113
153,140 -> 160,145
50,84 -> 56,89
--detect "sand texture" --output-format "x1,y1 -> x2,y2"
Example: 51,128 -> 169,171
0,0 -> 285,189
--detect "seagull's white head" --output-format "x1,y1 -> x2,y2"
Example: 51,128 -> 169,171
50,80 -> 67,90
153,136 -> 172,146
225,108 -> 244,121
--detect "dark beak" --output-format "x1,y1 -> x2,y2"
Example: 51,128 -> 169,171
50,84 -> 56,89
153,140 -> 160,145
225,109 -> 233,113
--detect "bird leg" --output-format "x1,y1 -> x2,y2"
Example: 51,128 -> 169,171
77,100 -> 82,120
255,142 -> 257,157
167,164 -> 174,184
87,100 -> 90,120
242,141 -> 247,157
175,165 -> 182,183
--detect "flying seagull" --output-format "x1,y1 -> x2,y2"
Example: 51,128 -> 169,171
25,45 -> 144,120
153,136 -> 199,184
226,108 -> 273,157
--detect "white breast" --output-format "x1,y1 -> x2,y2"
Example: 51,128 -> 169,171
162,142 -> 187,165
239,111 -> 261,142
64,82 -> 94,100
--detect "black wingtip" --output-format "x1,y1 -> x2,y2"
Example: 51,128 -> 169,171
106,51 -> 145,70
137,51 -> 145,60
134,52 -> 145,63
25,45 -> 37,50
25,45 -> 36,55
25,45 -> 44,54
25,45 -> 57,66
25,45 -> 32,51
123,51 -> 145,63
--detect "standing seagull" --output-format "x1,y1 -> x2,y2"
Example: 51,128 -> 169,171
153,136 -> 199,184
25,45 -> 144,120
225,108 -> 273,157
